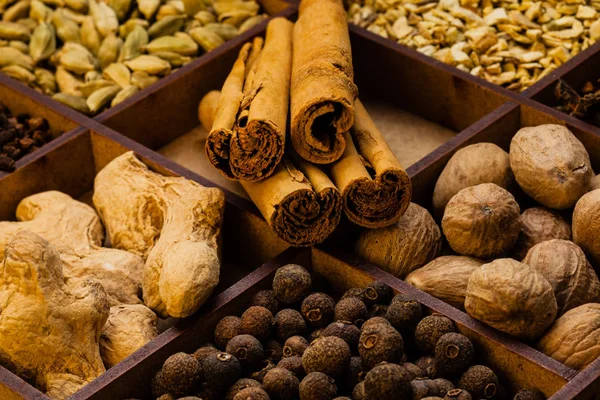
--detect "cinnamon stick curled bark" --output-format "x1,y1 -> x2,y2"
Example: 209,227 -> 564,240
206,17 -> 293,181
330,100 -> 412,228
290,0 -> 358,164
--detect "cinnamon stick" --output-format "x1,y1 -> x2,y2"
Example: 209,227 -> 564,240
290,0 -> 358,164
329,100 -> 412,228
206,17 -> 293,181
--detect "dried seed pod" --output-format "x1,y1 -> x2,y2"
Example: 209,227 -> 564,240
131,70 -> 158,89
415,315 -> 456,355
214,315 -> 241,349
98,34 -> 123,69
226,378 -> 262,400
238,14 -> 267,33
122,24 -> 149,61
29,22 -> 55,62
80,17 -> 101,55
364,363 -> 410,400
322,321 -> 360,350
513,207 -> 571,260
272,264 -> 312,304
145,34 -> 198,56
111,85 -> 139,107
458,365 -> 499,399
406,256 -> 482,310
34,68 -> 56,95
301,292 -> 335,328
108,0 -> 131,21
153,51 -> 191,67
51,9 -> 80,43
283,336 -> 309,358
299,372 -> 337,400
233,387 -> 270,400
0,21 -> 31,41
410,378 -> 455,399
445,388 -> 472,400
523,239 -> 600,315
277,356 -> 304,378
52,92 -> 90,114
359,323 -> 404,370
274,309 -> 306,342
538,303 -> 600,371
302,336 -> 351,377
251,290 -> 280,316
240,306 -> 274,342
433,143 -> 514,218
385,294 -> 422,331
0,46 -> 34,70
264,339 -> 283,362
513,389 -> 545,400
148,14 -> 185,38
60,48 -> 96,75
124,54 -> 171,75
138,0 -> 160,19
355,203 -> 442,279
86,85 -> 121,113
89,0 -> 118,37
362,281 -> 393,306
573,189 -> 600,266
189,26 -> 225,51
226,334 -> 264,372
442,183 -> 520,258
159,352 -> 203,397
201,352 -> 241,391
79,79 -> 116,97
2,64 -> 34,83
510,125 -> 592,209
250,360 -> 276,383
334,297 -> 367,327
103,62 -> 131,88
434,333 -> 474,377
193,345 -> 219,363
465,258 -> 557,340
263,367 -> 300,400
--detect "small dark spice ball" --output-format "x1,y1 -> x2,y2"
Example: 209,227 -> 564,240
415,315 -> 456,354
251,290 -> 280,315
299,372 -> 337,400
274,309 -> 307,341
340,288 -> 365,301
435,333 -> 474,377
410,377 -> 454,398
193,345 -> 220,363
157,394 -> 175,400
202,352 -> 242,391
322,321 -> 360,349
302,336 -> 351,377
458,365 -> 500,399
278,356 -> 305,378
264,339 -> 284,362
272,264 -> 312,304
352,381 -> 366,400
362,281 -> 393,306
233,387 -> 270,400
241,306 -> 274,342
301,293 -> 336,328
333,398 -> 351,400
369,304 -> 388,318
385,294 -> 423,331
263,367 -> 300,400
345,356 -> 364,391
284,336 -> 310,357
445,388 -> 473,400
151,370 -> 169,398
225,379 -> 262,400
226,335 -> 265,372
361,316 -> 392,330
215,316 -> 242,349
309,328 -> 325,342
334,297 -> 368,327
513,389 -> 545,400
358,323 -> 404,370
159,352 -> 202,396
194,383 -> 222,400
250,360 -> 276,383
402,362 -> 424,380
364,363 -> 411,400
415,356 -> 438,378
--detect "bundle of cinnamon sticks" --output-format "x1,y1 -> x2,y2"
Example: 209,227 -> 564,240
200,0 -> 412,247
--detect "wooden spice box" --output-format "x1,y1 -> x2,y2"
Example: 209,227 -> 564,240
1,3 -> 600,399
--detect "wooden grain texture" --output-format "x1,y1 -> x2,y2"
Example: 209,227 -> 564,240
549,357 -> 600,400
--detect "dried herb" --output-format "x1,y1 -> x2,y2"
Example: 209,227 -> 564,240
554,79 -> 600,122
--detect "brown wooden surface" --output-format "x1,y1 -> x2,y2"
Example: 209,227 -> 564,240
549,357 -> 600,400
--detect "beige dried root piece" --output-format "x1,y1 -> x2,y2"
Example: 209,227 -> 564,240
206,17 -> 293,181
0,190 -> 144,307
573,189 -> 600,266
0,231 -> 109,400
93,151 -> 225,318
538,303 -> 600,371
329,99 -> 412,228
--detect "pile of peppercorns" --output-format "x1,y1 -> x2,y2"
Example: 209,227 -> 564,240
150,264 -> 546,400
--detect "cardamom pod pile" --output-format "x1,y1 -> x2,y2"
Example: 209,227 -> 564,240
0,0 -> 267,115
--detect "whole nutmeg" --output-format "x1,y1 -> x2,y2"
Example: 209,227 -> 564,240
355,203 -> 442,279
442,183 -> 520,258
513,207 -> 572,260
573,189 -> 600,266
465,258 -> 557,340
302,336 -> 351,377
591,175 -> 600,191
538,303 -> 600,370
405,256 -> 483,310
432,142 -> 514,217
509,124 -> 592,209
523,240 -> 600,315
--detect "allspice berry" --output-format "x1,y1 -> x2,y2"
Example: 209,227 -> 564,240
362,317 -> 392,330
226,379 -> 262,400
445,388 -> 472,400
274,309 -> 307,341
263,367 -> 300,400
193,345 -> 220,363
402,362 -> 424,380
385,294 -> 423,331
301,293 -> 336,328
334,297 -> 368,326
241,306 -> 274,342
299,372 -> 337,400
369,304 -> 388,318
415,315 -> 456,354
233,387 -> 270,400
359,323 -> 404,370
159,352 -> 202,396
273,264 -> 312,304
310,328 -> 325,342
513,389 -> 545,400
363,363 -> 411,400
415,356 -> 437,378
345,356 -> 363,391
302,336 -> 351,377
322,321 -> 361,349
215,316 -> 242,349
265,340 -> 284,362
340,288 -> 365,301
458,365 -> 500,399
250,360 -> 276,383
226,335 -> 265,372
435,333 -> 474,377
352,381 -> 366,400
284,336 -> 310,357
362,281 -> 393,306
410,378 -> 455,398
278,356 -> 305,378
202,352 -> 242,391
251,290 -> 280,315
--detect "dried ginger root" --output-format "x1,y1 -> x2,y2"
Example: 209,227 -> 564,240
94,151 -> 225,318
0,231 -> 109,400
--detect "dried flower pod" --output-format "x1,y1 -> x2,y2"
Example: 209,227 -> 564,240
442,183 -> 520,258
538,303 -> 600,371
510,125 -> 592,209
523,239 -> 600,315
513,207 -> 572,260
465,259 -> 557,340
273,264 -> 312,304
355,203 -> 442,279
302,336 -> 351,377
363,363 -> 411,400
573,189 -> 600,266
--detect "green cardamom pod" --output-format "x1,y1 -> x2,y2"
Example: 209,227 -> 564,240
193,10 -> 215,25
156,4 -> 181,20
97,33 -> 122,69
121,24 -> 147,61
118,18 -> 148,38
78,78 -> 116,97
34,67 -> 57,94
86,84 -> 120,113
213,0 -> 258,16
153,50 -> 191,67
180,0 -> 201,17
137,0 -> 160,20
0,21 -> 31,41
29,0 -> 52,23
9,40 -> 28,53
61,8 -> 87,24
203,22 -> 238,40
60,47 -> 96,74
0,46 -> 34,69
219,10 -> 254,27
188,26 -> 224,52
84,69 -> 101,81
55,65 -> 83,95
81,16 -> 101,55
108,0 -> 131,22
124,54 -> 170,75
147,14 -> 185,38
145,34 -> 198,56
51,9 -> 81,43
238,14 -> 266,33
89,0 -> 118,37
2,64 -> 35,83
40,0 -> 64,7
64,0 -> 88,12
29,22 -> 55,62
3,1 -> 31,22
130,70 -> 157,89
102,62 -> 130,87
52,92 -> 90,114
111,84 -> 138,106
